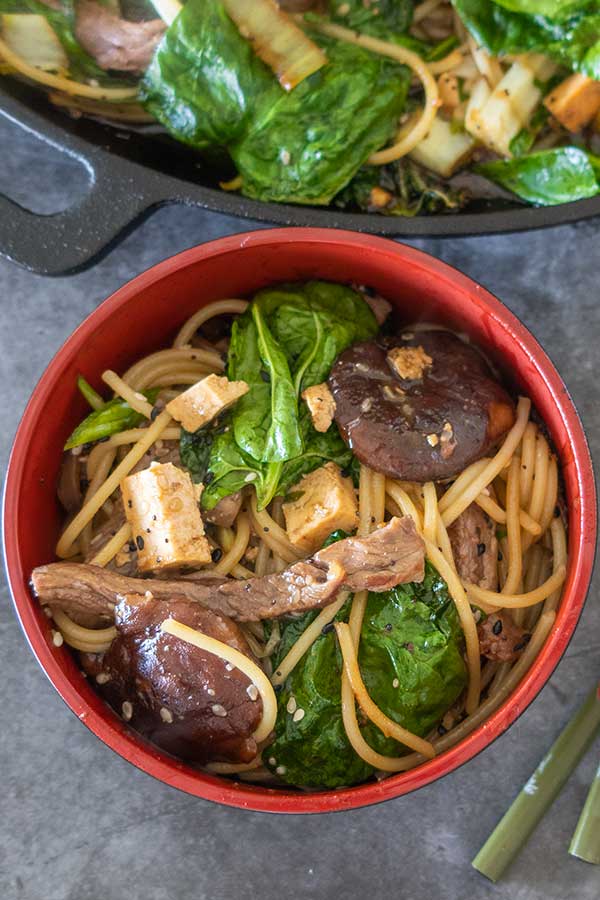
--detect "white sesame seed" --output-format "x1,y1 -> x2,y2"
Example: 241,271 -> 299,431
160,707 -> 173,724
96,671 -> 111,685
286,696 -> 297,714
292,708 -> 305,723
43,606 -> 53,618
122,701 -> 133,721
279,149 -> 291,165
246,684 -> 259,701
207,687 -> 216,696
275,765 -> 287,776
392,678 -> 399,688
71,445 -> 83,456
212,704 -> 228,717
225,663 -> 234,672
268,756 -> 277,766
144,590 -> 154,600
401,332 -> 415,340
52,630 -> 64,647
244,472 -> 257,482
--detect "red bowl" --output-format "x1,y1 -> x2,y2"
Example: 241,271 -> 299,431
4,228 -> 596,813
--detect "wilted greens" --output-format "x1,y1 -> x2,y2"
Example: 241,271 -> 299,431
266,563 -> 467,789
180,282 -> 377,510
477,146 -> 600,204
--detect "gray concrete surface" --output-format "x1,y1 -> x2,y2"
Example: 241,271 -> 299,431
1,120 -> 599,900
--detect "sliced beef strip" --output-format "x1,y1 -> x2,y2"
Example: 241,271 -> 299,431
477,611 -> 530,662
75,0 -> 165,74
82,594 -> 262,764
448,504 -> 498,591
329,331 -> 515,482
31,516 -> 424,624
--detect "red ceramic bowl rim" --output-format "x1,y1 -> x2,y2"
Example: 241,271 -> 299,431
3,228 -> 596,814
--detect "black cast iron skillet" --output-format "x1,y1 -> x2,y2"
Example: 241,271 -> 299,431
2,78 -> 600,276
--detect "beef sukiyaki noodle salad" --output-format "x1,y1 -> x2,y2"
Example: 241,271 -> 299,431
31,282 -> 567,789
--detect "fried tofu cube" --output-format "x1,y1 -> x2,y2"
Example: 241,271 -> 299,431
166,374 -> 249,433
301,383 -> 336,433
122,461 -> 211,572
544,73 -> 600,132
283,462 -> 358,554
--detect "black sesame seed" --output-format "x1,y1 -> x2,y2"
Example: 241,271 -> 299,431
437,724 -> 447,735
211,548 -> 223,563
263,526 -> 270,533
554,506 -> 561,518
165,538 -> 169,544
128,541 -> 136,553
260,369 -> 270,383
513,640 -> 526,652
127,500 -> 133,509
371,516 -> 376,523
341,468 -> 351,478
477,542 -> 486,556
498,551 -> 503,561
321,622 -> 335,635
205,472 -> 215,485
384,623 -> 393,633
136,535 -> 145,551
146,528 -> 151,534
152,514 -> 157,521
492,619 -> 503,635
150,406 -> 160,422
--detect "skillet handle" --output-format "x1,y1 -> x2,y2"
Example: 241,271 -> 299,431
0,96 -> 168,276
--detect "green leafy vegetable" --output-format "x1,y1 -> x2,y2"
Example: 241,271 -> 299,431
492,0 -> 585,19
180,281 -> 376,510
477,146 -> 600,205
266,564 -> 467,789
328,0 -> 414,38
227,281 -> 377,464
77,375 -> 103,410
141,0 -> 410,204
338,158 -> 467,217
64,388 -> 159,450
452,0 -> 600,80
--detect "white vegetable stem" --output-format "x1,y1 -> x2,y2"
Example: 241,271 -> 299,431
148,0 -> 182,26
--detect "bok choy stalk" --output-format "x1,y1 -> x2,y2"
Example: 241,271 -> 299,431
179,282 -> 377,510
266,563 -> 467,789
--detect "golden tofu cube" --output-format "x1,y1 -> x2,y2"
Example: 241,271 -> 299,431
283,463 -> 358,554
122,462 -> 211,572
301,383 -> 336,433
166,374 -> 249,433
544,73 -> 600,132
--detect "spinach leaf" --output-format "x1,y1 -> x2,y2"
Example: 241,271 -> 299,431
267,564 -> 467,789
227,282 -> 377,464
64,388 -> 159,450
328,0 -> 414,38
453,0 -> 600,79
142,0 -> 410,204
493,0 -> 585,19
198,408 -> 353,511
179,281 -> 376,509
476,146 -> 600,204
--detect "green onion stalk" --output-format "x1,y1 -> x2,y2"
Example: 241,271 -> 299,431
472,685 -> 600,882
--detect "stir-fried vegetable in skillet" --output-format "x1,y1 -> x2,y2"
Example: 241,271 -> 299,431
2,0 -> 600,212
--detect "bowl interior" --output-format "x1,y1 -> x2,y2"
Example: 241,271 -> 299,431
4,229 -> 596,813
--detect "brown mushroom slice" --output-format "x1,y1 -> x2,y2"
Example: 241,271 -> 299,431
328,330 -> 515,482
82,593 -> 263,764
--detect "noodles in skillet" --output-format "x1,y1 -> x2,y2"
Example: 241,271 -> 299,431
32,286 -> 567,789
